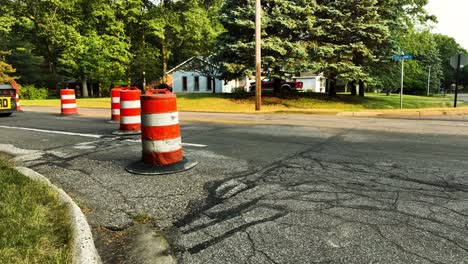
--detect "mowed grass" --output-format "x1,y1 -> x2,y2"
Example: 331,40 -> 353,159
21,93 -> 463,113
0,157 -> 73,264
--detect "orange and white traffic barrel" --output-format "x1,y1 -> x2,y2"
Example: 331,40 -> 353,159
126,89 -> 197,175
110,86 -> 124,122
60,89 -> 78,115
15,93 -> 21,111
113,87 -> 141,135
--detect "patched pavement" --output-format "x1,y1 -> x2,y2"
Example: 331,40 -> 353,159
2,111 -> 468,263
173,129 -> 468,263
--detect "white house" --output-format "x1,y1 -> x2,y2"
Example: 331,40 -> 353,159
293,72 -> 326,93
167,57 -> 249,93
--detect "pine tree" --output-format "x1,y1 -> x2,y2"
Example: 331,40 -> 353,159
310,0 -> 390,96
214,0 -> 316,80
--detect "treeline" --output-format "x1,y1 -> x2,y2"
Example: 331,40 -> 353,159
0,0 -> 467,97
215,0 -> 467,96
0,0 -> 223,96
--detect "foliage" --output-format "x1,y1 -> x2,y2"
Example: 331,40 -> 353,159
230,87 -> 250,99
395,30 -> 443,95
214,0 -> 315,80
20,84 -> 49,99
0,51 -> 15,83
7,47 -> 48,86
0,0 -> 465,101
461,66 -> 468,89
310,0 -> 391,90
434,34 -> 466,89
0,0 -> 222,94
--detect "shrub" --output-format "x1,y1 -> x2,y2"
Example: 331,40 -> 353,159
231,87 -> 250,99
20,85 -> 49,99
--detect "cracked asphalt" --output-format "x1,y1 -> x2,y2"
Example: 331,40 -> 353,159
1,110 -> 468,263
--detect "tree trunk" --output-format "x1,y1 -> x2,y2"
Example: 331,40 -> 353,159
98,83 -> 102,97
81,77 -> 89,98
161,43 -> 169,84
212,77 -> 216,94
359,79 -> 365,97
90,80 -> 94,97
328,79 -> 336,96
325,78 -> 329,94
350,81 -> 357,96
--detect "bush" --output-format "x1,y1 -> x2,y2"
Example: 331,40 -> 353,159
20,85 -> 49,99
231,87 -> 250,99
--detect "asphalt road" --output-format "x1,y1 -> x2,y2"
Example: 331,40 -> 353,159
2,110 -> 468,263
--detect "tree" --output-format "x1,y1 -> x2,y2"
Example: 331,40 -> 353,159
461,66 -> 468,90
0,4 -> 16,83
366,0 -> 437,95
0,51 -> 15,83
57,0 -> 131,97
401,30 -> 442,94
214,0 -> 316,80
434,34 -> 466,91
310,0 -> 390,96
148,0 -> 223,83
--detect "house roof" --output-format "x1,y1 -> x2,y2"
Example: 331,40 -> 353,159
166,56 -> 219,74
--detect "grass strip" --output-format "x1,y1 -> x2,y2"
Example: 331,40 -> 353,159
0,158 -> 73,264
21,93 -> 464,112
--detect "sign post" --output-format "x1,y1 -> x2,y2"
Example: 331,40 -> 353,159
427,66 -> 431,96
393,53 -> 413,110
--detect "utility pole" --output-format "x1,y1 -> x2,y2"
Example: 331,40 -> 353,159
427,66 -> 431,96
400,52 -> 404,110
255,0 -> 262,111
454,53 -> 461,108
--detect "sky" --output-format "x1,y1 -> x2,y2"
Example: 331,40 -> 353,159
425,0 -> 468,50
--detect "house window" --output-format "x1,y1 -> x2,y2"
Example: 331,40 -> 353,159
182,76 -> 187,91
207,76 -> 212,91
194,76 -> 200,91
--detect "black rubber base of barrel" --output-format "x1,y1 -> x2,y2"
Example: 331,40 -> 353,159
125,157 -> 198,175
112,130 -> 141,136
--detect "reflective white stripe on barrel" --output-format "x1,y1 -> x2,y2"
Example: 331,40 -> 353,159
143,137 -> 182,153
61,94 -> 76,100
121,115 -> 141,124
121,100 -> 140,109
141,112 -> 179,127
112,109 -> 120,115
62,103 -> 77,109
112,97 -> 120,103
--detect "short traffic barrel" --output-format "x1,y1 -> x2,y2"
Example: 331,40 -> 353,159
113,87 -> 141,135
60,89 -> 78,115
110,87 -> 124,122
15,93 -> 21,111
125,89 -> 197,175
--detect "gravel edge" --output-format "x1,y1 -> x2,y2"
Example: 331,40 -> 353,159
15,166 -> 102,264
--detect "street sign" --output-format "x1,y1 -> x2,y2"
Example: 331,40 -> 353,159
450,54 -> 468,69
393,54 -> 414,61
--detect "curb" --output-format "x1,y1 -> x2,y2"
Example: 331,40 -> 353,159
22,105 -> 468,118
15,166 -> 101,264
334,109 -> 468,118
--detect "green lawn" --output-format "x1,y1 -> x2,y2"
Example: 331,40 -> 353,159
21,93 -> 463,113
0,157 -> 73,264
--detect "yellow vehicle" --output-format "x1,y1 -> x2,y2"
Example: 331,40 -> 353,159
0,84 -> 17,117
